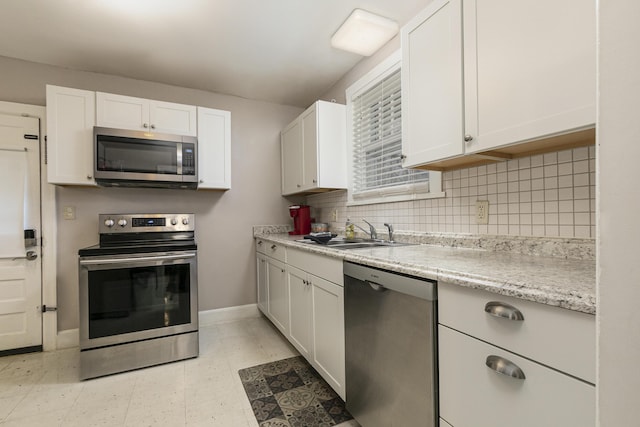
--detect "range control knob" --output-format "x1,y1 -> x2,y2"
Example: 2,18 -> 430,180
171,218 -> 178,225
104,219 -> 115,228
182,217 -> 190,225
117,218 -> 128,227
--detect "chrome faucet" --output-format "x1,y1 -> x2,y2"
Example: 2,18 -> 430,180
361,219 -> 378,240
384,223 -> 394,243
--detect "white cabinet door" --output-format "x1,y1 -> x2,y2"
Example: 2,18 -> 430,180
197,107 -> 231,189
463,0 -> 596,153
439,326 -> 595,427
280,101 -> 346,195
281,119 -> 303,195
287,265 -> 312,359
267,259 -> 289,335
96,92 -> 149,132
46,85 -> 97,186
96,92 -> 197,136
256,253 -> 268,315
401,0 -> 464,166
149,100 -> 197,136
311,275 -> 345,399
301,105 -> 318,191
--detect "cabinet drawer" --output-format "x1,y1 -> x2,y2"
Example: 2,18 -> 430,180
255,239 -> 286,262
287,248 -> 342,286
439,326 -> 595,427
438,282 -> 595,383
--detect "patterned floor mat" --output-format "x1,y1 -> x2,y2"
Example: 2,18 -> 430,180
238,356 -> 353,427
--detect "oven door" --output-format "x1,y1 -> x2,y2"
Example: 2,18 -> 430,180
79,251 -> 198,350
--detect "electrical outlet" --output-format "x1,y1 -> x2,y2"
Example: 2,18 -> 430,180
63,206 -> 76,220
331,209 -> 338,221
476,200 -> 489,224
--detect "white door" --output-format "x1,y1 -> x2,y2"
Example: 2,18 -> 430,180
0,114 -> 42,352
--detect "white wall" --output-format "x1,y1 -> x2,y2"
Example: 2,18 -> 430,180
596,1 -> 640,424
0,55 -> 303,331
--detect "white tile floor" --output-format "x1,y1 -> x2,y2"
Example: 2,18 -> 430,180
0,316 -> 305,426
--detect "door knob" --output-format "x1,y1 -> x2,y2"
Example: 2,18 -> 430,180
26,251 -> 38,261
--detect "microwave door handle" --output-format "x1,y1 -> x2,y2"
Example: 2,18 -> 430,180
79,253 -> 196,266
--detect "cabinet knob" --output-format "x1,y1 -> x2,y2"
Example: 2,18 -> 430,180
297,184 -> 301,188
199,179 -> 204,183
86,175 -> 92,180
143,123 -> 149,128
400,154 -> 407,160
464,134 -> 474,142
258,240 -> 263,245
150,124 -> 156,130
312,179 -> 317,184
271,244 -> 277,250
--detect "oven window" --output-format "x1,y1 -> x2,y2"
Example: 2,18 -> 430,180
97,136 -> 178,175
88,264 -> 191,339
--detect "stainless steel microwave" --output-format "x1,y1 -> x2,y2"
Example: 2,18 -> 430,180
94,127 -> 198,189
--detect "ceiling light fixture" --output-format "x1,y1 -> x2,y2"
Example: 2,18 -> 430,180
331,9 -> 399,56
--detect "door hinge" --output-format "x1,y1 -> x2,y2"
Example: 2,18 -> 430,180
42,305 -> 57,313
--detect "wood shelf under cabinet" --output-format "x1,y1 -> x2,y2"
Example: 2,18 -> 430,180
413,127 -> 595,172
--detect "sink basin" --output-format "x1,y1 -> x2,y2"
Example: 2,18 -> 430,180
296,238 -> 412,250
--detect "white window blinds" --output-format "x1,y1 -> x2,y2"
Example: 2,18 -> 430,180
352,68 -> 429,196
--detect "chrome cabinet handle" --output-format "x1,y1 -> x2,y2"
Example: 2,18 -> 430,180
150,124 -> 155,129
486,355 -> 526,380
257,240 -> 263,245
464,134 -> 473,142
143,123 -> 149,128
271,244 -> 277,250
87,175 -> 92,180
484,301 -> 525,321
26,251 -> 38,261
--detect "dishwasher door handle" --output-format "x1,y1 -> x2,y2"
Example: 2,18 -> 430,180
366,280 -> 387,292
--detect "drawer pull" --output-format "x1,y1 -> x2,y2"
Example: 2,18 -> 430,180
486,355 -> 526,380
484,301 -> 525,321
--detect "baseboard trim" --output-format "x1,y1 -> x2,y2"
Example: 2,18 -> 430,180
198,304 -> 261,326
57,328 -> 79,349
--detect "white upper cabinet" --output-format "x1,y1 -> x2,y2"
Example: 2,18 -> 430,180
281,119 -> 303,195
196,107 -> 231,190
401,0 -> 596,170
96,92 -> 197,136
462,0 -> 596,153
281,100 -> 346,196
401,0 -> 464,168
46,85 -> 97,186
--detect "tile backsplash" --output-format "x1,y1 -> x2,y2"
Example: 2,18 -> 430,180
307,146 -> 596,239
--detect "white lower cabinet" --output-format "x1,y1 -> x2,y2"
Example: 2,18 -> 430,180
288,265 -> 312,359
310,274 -> 345,399
255,242 -> 346,400
256,253 -> 268,314
256,240 -> 289,335
438,282 -> 595,427
439,326 -> 594,427
267,259 -> 288,335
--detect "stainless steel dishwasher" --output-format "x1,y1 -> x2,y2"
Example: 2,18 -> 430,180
344,261 -> 438,427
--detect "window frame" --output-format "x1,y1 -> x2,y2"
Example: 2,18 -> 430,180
346,50 -> 444,206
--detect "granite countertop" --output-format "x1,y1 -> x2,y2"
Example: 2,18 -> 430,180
254,228 -> 596,315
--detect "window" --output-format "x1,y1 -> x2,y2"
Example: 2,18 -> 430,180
347,51 -> 441,204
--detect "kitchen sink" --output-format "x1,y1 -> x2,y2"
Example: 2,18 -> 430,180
296,238 -> 413,250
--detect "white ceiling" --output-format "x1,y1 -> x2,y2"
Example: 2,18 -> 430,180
0,0 -> 429,107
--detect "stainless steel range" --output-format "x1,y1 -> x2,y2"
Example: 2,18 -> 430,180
78,213 -> 198,380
